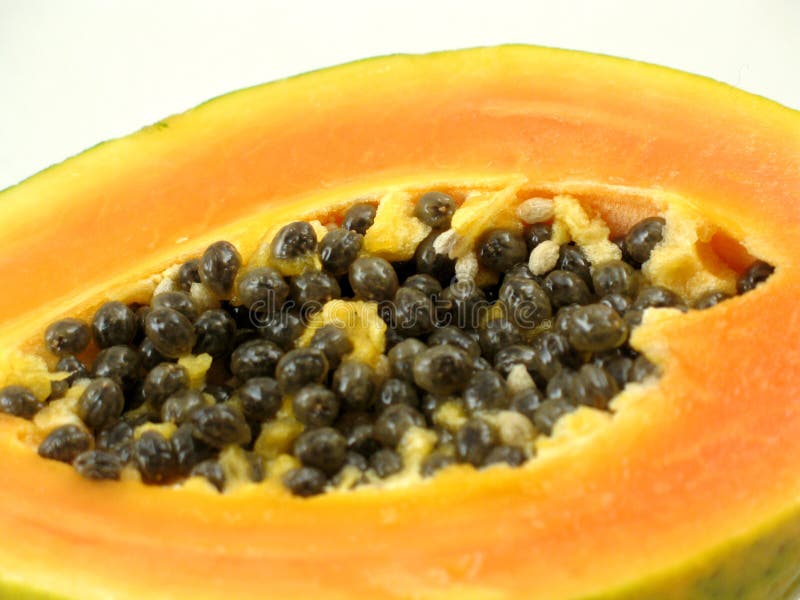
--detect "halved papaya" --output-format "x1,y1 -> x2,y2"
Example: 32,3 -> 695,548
0,45 -> 799,599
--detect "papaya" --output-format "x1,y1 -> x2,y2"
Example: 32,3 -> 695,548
0,45 -> 799,599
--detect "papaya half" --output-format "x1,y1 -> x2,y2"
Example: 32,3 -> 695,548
0,45 -> 799,599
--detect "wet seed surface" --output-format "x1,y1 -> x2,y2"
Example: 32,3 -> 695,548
0,190 -> 773,496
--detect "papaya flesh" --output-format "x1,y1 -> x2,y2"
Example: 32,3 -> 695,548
0,45 -> 799,599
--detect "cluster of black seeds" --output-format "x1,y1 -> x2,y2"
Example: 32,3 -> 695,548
0,191 -> 775,497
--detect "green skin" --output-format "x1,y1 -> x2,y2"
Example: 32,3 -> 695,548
1,46 -> 799,599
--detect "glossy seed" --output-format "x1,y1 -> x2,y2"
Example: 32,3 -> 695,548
142,363 -> 189,407
161,390 -> 210,424
403,274 -> 442,298
78,378 -> 124,430
456,418 -> 497,466
191,460 -> 226,491
144,308 -> 197,358
191,405 -> 251,448
374,404 -> 425,447
309,324 -> 353,370
258,310 -> 305,350
276,348 -> 329,394
92,301 -> 137,348
0,385 -> 44,419
44,318 -> 91,357
376,378 -> 419,411
483,445 -> 526,467
73,450 -> 123,481
477,229 -> 528,272
412,344 -> 472,395
509,387 -> 543,422
478,318 -> 522,361
318,228 -> 363,275
133,431 -> 178,484
592,260 -> 638,298
332,361 -> 376,411
624,217 -> 665,265
524,223 -> 552,251
392,287 -> 435,337
737,260 -> 774,294
439,282 -> 486,330
387,338 -> 426,382
421,452 -> 457,477
370,448 -> 403,478
293,427 -> 347,475
230,339 -> 283,380
342,203 -> 377,235
177,258 -> 201,292
200,240 -> 242,297
151,291 -> 197,322
92,345 -> 140,392
567,304 -> 628,352
464,370 -> 508,411
192,309 -> 236,357
427,325 -> 481,358
290,271 -> 341,311
498,277 -> 552,329
544,270 -> 592,308
349,256 -> 399,302
533,398 -> 576,435
693,290 -> 732,310
414,191 -> 456,229
556,245 -> 593,287
415,232 -> 456,285
293,384 -> 340,427
283,466 -> 327,497
237,377 -> 282,422
38,424 -> 92,463
238,267 -> 289,312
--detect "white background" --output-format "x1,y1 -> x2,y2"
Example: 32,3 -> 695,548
1,0 -> 798,190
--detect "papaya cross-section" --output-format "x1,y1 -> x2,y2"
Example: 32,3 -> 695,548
0,46 -> 799,599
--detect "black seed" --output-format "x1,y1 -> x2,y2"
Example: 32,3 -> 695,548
473,356 -> 492,371
414,191 -> 457,229
592,260 -> 639,297
438,281 -> 487,329
412,344 -> 473,395
499,276 -> 552,329
478,318 -> 522,361
544,270 -> 592,308
200,240 -> 242,297
92,301 -> 137,348
533,398 -> 576,435
737,260 -> 774,294
191,404 -> 251,448
38,425 -> 92,463
172,423 -> 205,475
374,404 -> 425,447
388,338 -> 426,382
92,345 -> 140,392
392,287 -> 435,337
370,448 -> 403,478
509,387 -> 543,421
138,338 -> 170,371
276,348 -> 329,394
420,394 -> 446,421
505,263 -> 538,281
177,258 -> 201,292
145,308 -> 196,358
556,245 -> 593,287
318,228 -> 363,275
293,384 -> 339,427
482,445 -> 526,467
96,420 -> 134,463
403,274 -> 442,298
238,267 -> 289,312
624,217 -> 665,265
633,286 -> 686,311
524,223 -> 552,252
230,339 -> 283,380
376,378 -> 419,411
415,232 -> 456,285
56,354 -> 88,384
624,308 -> 645,329
332,361 -> 376,411
477,229 -> 528,272
73,450 -> 122,481
291,271 -> 341,310
78,378 -> 124,430
630,355 -> 659,382
456,418 -> 496,466
143,363 -> 189,407
349,256 -> 399,302
545,370 -> 576,403
427,325 -> 481,358
384,327 -> 404,350
421,452 -> 457,477
283,466 -> 327,497
151,291 -> 197,322
45,318 -> 91,357
271,221 -> 318,260
134,431 -> 178,484
193,309 -> 236,357
553,304 -> 582,337
237,377 -> 281,422
336,411 -> 381,456
601,355 -> 634,389
531,331 -> 579,378
693,290 -> 732,310
259,311 -> 305,350
567,303 -> 628,352
203,384 -> 233,403
161,390 -> 209,424
309,324 -> 353,370
191,460 -> 226,491
464,370 -> 508,411
344,450 -> 369,471
570,364 -> 619,409
294,427 -> 347,475
600,293 -> 631,315
343,203 -> 377,235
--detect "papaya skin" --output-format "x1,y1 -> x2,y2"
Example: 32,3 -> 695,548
0,45 -> 799,599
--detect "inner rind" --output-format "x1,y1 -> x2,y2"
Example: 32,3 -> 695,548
0,180 -> 771,496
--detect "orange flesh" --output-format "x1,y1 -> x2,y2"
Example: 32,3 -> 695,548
0,46 -> 799,599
